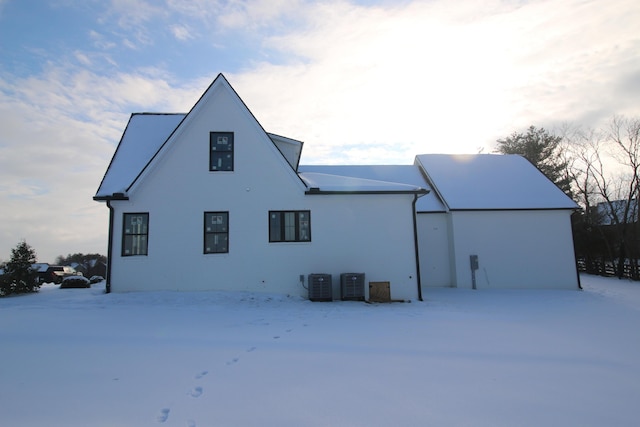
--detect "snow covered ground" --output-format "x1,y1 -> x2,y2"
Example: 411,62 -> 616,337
1,274 -> 639,427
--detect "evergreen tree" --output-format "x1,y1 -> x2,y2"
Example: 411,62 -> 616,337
0,241 -> 39,296
496,126 -> 573,196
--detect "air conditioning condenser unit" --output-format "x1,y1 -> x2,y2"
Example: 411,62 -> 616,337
308,274 -> 332,301
340,273 -> 365,301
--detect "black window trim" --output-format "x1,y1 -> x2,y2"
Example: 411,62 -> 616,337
269,210 -> 311,243
204,211 -> 229,254
209,131 -> 234,172
122,212 -> 149,256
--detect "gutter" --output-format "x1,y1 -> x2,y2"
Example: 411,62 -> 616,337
305,187 -> 429,196
93,192 -> 129,202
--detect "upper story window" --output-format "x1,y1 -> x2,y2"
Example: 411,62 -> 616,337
210,132 -> 234,171
269,211 -> 311,242
204,212 -> 229,254
122,213 -> 149,256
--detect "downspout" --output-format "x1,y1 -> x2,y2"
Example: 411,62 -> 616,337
412,194 -> 424,301
570,210 -> 582,290
105,199 -> 115,294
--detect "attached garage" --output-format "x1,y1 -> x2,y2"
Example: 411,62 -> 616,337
415,154 -> 580,290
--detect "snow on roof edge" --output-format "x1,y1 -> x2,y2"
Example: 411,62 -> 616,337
299,172 -> 427,193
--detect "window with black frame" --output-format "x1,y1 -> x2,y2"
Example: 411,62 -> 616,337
122,213 -> 149,256
269,211 -> 311,242
204,212 -> 229,253
210,132 -> 234,171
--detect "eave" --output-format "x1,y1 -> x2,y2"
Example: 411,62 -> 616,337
93,193 -> 129,201
305,188 -> 430,196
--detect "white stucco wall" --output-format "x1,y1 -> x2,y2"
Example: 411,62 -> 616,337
448,210 -> 579,289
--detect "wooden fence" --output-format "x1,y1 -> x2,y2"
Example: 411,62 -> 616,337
577,257 -> 640,281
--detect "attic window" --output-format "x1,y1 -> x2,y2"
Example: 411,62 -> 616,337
210,132 -> 234,171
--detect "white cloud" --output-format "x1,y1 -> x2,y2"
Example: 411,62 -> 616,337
228,0 -> 640,163
0,61 -> 206,262
104,0 -> 165,28
89,30 -> 118,51
74,51 -> 93,66
170,24 -> 193,41
214,0 -> 303,31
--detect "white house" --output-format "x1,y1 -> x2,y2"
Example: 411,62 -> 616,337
95,74 -> 580,299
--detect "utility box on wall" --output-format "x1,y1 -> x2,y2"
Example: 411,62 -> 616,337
308,274 -> 332,301
340,273 -> 365,301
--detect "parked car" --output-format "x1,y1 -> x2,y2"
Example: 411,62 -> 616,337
89,275 -> 104,284
40,266 -> 80,284
60,275 -> 91,288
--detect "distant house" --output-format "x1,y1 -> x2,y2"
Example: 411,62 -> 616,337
95,74 -> 579,299
31,263 -> 49,283
31,263 -> 49,273
68,262 -> 87,276
593,199 -> 638,225
86,259 -> 107,279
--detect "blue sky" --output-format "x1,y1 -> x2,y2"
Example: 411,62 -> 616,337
1,0 -> 639,263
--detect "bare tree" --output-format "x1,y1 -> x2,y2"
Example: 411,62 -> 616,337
565,116 -> 640,279
606,116 -> 640,278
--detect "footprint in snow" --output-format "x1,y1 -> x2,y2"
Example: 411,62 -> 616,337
187,420 -> 196,427
157,408 -> 170,423
195,371 -> 208,379
189,386 -> 203,398
286,329 -> 293,333
226,357 -> 239,365
273,335 -> 280,340
246,346 -> 257,352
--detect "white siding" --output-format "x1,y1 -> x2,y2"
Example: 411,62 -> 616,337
448,210 -> 579,289
417,213 -> 453,287
303,194 -> 420,301
109,193 -> 419,299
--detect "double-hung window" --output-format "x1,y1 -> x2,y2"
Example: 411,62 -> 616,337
210,132 -> 234,171
122,213 -> 149,256
204,212 -> 229,253
269,211 -> 311,242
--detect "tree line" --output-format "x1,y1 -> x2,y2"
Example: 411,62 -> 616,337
495,116 -> 640,280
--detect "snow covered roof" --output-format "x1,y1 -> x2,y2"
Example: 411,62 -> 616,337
299,172 -> 424,193
94,76 -> 575,213
415,154 -> 578,210
95,113 -> 186,198
95,74 -> 306,200
298,165 -> 442,210
31,263 -> 49,272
